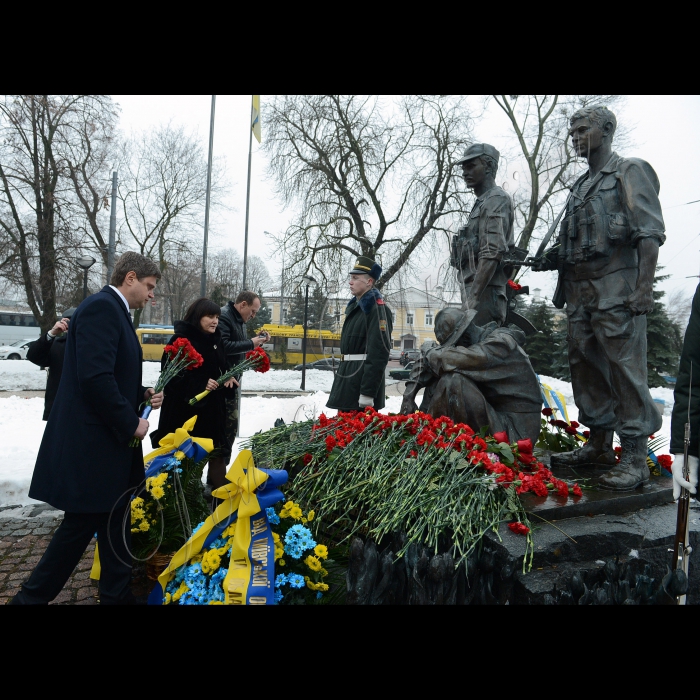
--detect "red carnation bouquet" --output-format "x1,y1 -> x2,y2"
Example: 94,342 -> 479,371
129,337 -> 204,446
189,346 -> 270,406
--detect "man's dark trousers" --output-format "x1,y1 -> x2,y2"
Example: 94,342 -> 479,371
11,504 -> 132,605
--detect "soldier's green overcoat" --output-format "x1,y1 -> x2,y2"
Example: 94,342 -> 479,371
327,289 -> 392,411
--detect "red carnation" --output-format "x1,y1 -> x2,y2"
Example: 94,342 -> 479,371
542,407 -> 553,416
493,431 -> 509,444
507,279 -> 523,291
572,483 -> 583,497
302,453 -> 313,465
508,522 -> 530,535
657,454 -> 673,472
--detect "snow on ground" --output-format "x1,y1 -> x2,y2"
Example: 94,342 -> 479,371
0,360 -> 673,507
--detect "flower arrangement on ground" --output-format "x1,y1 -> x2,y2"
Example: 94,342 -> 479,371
130,337 -> 203,445
247,409 -> 585,572
155,450 -> 332,605
270,500 -> 330,604
536,407 -> 587,452
189,346 -> 270,405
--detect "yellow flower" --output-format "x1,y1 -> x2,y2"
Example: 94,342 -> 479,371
274,545 -> 284,561
290,506 -> 303,520
279,559 -> 286,567
208,600 -> 224,605
314,544 -> 328,559
301,517 -> 307,524
132,497 -> 144,507
202,550 -> 221,574
305,555 -> 322,572
282,500 -> 294,511
174,451 -> 185,460
272,532 -> 281,544
279,510 -> 291,519
307,510 -> 315,522
131,527 -> 139,533
164,592 -> 172,605
172,582 -> 189,602
151,486 -> 165,500
139,520 -> 150,532
317,582 -> 329,592
320,568 -> 328,577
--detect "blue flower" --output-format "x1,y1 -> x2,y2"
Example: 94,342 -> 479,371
275,573 -> 288,587
316,591 -> 323,599
266,507 -> 280,525
191,521 -> 206,536
274,589 -> 284,603
288,573 -> 305,589
284,525 -> 316,559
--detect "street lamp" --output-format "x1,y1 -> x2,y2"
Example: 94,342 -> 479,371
300,273 -> 316,391
76,255 -> 97,301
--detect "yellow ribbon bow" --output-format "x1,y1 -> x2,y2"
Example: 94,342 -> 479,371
143,415 -> 214,465
158,450 -> 271,604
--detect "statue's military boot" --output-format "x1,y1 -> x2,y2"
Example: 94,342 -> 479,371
598,436 -> 650,491
550,429 -> 616,469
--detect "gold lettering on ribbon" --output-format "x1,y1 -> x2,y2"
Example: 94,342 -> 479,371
249,596 -> 267,605
250,537 -> 270,589
251,517 -> 267,536
232,558 -> 247,570
227,578 -> 246,605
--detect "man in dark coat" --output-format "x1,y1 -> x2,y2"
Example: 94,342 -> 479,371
218,290 -> 270,459
400,308 -> 542,444
671,283 -> 700,499
26,307 -> 76,420
10,252 -> 163,605
327,256 -> 393,412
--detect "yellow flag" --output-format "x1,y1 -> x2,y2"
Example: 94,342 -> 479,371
251,95 -> 261,143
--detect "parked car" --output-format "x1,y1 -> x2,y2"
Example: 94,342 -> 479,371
389,361 -> 416,380
293,357 -> 340,371
399,349 -> 421,366
389,348 -> 401,361
0,338 -> 37,360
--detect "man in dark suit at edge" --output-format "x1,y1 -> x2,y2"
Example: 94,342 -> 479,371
10,252 -> 164,605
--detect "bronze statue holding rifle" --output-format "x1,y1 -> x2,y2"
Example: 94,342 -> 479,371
531,105 -> 666,491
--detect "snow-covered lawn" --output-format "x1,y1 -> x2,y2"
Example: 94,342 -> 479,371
0,362 -> 676,507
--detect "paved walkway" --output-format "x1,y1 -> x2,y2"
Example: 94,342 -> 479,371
0,505 -> 99,605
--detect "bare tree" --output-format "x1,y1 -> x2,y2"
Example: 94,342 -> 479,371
263,95 -> 472,290
117,124 -> 227,326
666,287 -> 694,334
0,95 -> 117,332
491,95 -> 629,252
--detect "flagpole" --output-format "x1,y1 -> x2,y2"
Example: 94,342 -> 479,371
200,94 -> 216,298
242,95 -> 254,291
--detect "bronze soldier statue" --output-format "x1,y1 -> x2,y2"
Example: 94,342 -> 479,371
451,143 -> 516,326
533,105 -> 665,490
399,308 -> 542,445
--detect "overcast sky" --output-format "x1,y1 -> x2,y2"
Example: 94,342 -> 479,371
112,95 -> 700,305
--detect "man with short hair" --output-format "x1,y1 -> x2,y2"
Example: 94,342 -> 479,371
534,105 -> 665,490
218,291 -> 270,461
11,251 -> 164,605
26,307 -> 76,420
327,256 -> 393,412
451,143 -> 516,326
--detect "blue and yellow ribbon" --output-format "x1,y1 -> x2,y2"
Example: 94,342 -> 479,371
90,416 -> 214,581
152,450 -> 287,605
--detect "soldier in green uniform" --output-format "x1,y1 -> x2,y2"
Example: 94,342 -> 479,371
450,143 -> 516,326
327,256 -> 393,412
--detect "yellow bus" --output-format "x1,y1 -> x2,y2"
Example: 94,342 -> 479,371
257,324 -> 341,365
136,326 -> 174,361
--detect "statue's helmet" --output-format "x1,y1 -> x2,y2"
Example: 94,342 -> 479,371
434,308 -> 477,346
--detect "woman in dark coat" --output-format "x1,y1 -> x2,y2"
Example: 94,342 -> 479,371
150,298 -> 237,487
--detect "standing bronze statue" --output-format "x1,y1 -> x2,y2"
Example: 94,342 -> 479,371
533,106 -> 665,490
450,144 -> 516,326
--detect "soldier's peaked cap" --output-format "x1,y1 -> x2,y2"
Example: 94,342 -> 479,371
349,255 -> 382,281
455,143 -> 500,166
